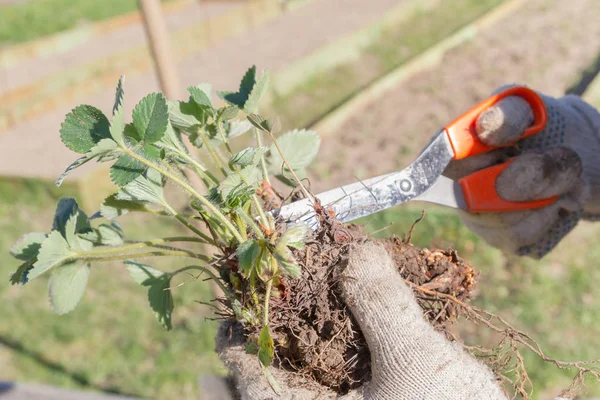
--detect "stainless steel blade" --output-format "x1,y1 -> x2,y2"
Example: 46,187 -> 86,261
412,175 -> 467,210
274,131 -> 456,229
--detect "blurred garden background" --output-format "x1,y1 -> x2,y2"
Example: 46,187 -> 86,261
2,0 -> 600,398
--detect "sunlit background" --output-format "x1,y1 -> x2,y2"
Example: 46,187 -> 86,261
1,0 -> 600,398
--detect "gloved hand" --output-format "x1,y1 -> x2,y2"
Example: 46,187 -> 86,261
215,242 -> 507,399
444,85 -> 600,258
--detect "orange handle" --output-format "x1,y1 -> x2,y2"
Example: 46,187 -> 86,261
459,159 -> 558,212
445,86 -> 547,160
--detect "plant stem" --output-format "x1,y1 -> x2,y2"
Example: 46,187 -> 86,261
77,237 -> 205,257
171,265 -> 235,302
122,148 -> 244,243
252,195 -> 270,229
237,207 -> 265,239
249,271 -> 260,307
254,128 -> 271,186
233,164 -> 269,229
171,265 -> 206,275
216,120 -> 234,156
172,148 -> 220,186
163,203 -> 216,245
263,277 -> 273,327
234,212 -> 248,241
197,128 -> 228,176
78,249 -> 206,263
176,215 -> 215,245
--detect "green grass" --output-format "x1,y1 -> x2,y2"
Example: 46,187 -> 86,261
356,204 -> 600,398
0,177 -> 222,399
0,0 -> 174,45
270,0 -> 505,130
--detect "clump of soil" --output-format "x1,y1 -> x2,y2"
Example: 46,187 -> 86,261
240,208 -> 480,393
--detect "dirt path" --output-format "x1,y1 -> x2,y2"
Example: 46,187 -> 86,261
311,0 -> 600,193
0,2 -> 242,95
0,0 -> 402,180
0,1 -> 238,94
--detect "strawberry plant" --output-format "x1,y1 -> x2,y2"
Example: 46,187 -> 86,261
10,65 -> 319,342
10,66 -> 600,398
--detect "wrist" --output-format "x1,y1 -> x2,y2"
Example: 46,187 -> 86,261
560,95 -> 600,218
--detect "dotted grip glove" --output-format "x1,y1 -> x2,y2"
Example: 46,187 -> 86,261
216,242 -> 507,399
444,85 -> 600,258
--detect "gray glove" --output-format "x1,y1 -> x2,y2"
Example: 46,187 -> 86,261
444,85 -> 600,258
216,242 -> 507,399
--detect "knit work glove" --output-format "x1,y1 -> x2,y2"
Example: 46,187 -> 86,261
444,85 -> 600,258
216,242 -> 507,399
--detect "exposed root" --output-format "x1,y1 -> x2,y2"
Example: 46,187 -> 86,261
238,208 -> 480,392
411,283 -> 600,399
385,236 -> 478,334
220,207 -> 600,398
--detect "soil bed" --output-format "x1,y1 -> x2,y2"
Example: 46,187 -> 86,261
312,0 -> 600,192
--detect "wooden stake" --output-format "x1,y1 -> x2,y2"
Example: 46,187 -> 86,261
138,0 -> 225,303
138,0 -> 182,99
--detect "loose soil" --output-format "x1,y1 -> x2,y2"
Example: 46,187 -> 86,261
238,209 -> 478,393
310,0 -> 600,193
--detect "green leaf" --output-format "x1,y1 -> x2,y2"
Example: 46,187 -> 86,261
218,106 -> 238,121
272,224 -> 307,279
274,168 -> 307,188
27,230 -> 73,281
258,325 -> 274,367
80,222 -> 124,246
247,114 -> 269,132
60,105 -> 111,154
189,124 -> 223,149
188,84 -> 212,107
167,100 -> 204,132
237,239 -> 261,275
56,139 -> 119,186
143,142 -> 161,161
110,154 -> 146,186
267,129 -> 320,173
112,75 -> 125,117
132,93 -> 168,144
244,70 -> 269,114
116,169 -> 165,205
220,165 -> 262,199
276,256 -> 301,279
160,122 -> 188,154
225,120 -> 253,140
277,223 -> 309,250
111,101 -> 125,145
10,232 -> 47,261
127,260 -> 165,283
56,156 -> 93,187
218,66 -> 256,108
239,66 -> 257,97
49,262 -> 90,315
65,213 -> 94,253
124,123 -> 141,141
229,147 -> 267,168
100,194 -> 154,219
52,198 -> 92,239
10,261 -> 35,285
126,261 -> 173,330
89,138 -> 118,157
